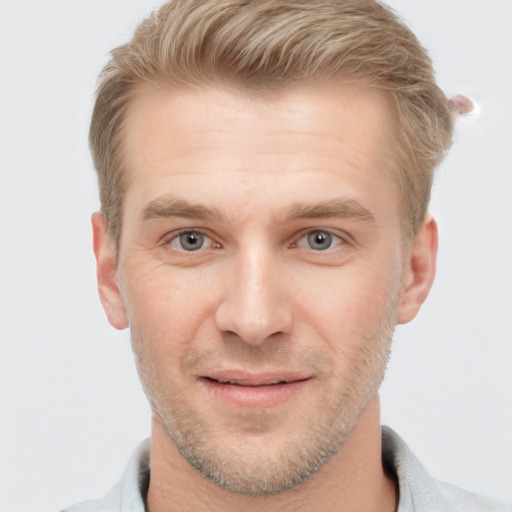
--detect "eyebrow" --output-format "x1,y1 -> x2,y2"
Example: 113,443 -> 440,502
142,195 -> 376,225
281,198 -> 377,225
143,197 -> 225,221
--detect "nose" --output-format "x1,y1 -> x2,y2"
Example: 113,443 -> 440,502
215,247 -> 294,345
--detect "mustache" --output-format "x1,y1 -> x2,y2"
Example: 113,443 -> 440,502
182,339 -> 332,376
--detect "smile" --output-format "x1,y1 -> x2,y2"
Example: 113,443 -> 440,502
199,371 -> 312,408
205,377 -> 290,386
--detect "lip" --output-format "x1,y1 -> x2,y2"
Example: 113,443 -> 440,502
199,370 -> 312,408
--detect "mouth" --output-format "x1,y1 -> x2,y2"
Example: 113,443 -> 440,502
203,376 -> 307,386
198,371 -> 312,408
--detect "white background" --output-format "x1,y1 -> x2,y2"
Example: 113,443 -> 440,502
0,1 -> 511,510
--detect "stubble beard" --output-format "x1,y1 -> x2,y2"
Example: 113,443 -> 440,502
131,298 -> 398,496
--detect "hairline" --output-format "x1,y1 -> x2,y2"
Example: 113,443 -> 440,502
110,74 -> 413,251
90,0 -> 453,252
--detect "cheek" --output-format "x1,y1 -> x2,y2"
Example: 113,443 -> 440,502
295,262 -> 400,348
121,264 -> 220,353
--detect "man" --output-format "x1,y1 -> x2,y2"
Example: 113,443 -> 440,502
64,0 -> 510,511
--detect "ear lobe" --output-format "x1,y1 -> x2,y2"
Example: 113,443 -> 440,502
92,212 -> 129,330
397,215 -> 438,325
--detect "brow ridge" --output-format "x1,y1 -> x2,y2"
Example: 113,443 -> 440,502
143,197 -> 224,221
142,195 -> 376,225
281,198 -> 377,224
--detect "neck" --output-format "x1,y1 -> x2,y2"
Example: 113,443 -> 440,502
147,393 -> 397,512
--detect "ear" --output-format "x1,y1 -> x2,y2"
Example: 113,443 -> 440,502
91,212 -> 128,330
397,214 -> 438,324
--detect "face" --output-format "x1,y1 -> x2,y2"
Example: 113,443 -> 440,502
94,82 -> 434,495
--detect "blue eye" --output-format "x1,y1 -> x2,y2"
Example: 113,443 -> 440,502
307,231 -> 332,250
296,230 -> 342,251
162,229 -> 220,255
165,231 -> 211,251
179,231 -> 204,251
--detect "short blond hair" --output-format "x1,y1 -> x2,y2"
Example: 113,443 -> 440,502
90,0 -> 453,246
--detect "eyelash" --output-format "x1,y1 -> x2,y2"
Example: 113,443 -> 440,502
293,230 -> 345,251
162,230 -> 219,252
161,228 -> 347,253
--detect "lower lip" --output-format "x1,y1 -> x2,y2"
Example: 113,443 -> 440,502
199,378 -> 310,408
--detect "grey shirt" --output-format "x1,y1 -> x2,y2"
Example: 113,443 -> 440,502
62,426 -> 511,512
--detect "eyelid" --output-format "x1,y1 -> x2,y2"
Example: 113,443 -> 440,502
292,228 -> 348,250
159,227 -> 350,252
161,229 -> 220,251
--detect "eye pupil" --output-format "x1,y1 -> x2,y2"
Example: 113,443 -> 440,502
179,231 -> 204,251
308,231 -> 332,250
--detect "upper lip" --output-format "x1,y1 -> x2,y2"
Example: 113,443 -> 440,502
202,370 -> 313,386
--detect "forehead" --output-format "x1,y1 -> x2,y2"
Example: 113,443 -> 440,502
122,80 -> 392,164
120,81 -> 399,228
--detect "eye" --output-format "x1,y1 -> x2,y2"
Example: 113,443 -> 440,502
296,230 -> 342,251
165,230 -> 215,252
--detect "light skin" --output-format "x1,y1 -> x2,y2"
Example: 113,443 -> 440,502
93,81 -> 437,511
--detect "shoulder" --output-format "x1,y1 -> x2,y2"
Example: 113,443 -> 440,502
60,439 -> 150,512
382,426 -> 512,512
435,480 -> 512,512
60,480 -> 127,512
